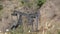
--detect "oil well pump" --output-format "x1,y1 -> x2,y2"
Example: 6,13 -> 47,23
11,10 -> 40,32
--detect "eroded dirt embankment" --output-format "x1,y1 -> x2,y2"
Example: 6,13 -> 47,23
38,0 -> 60,34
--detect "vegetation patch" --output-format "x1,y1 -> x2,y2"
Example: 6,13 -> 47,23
10,25 -> 23,34
0,5 -> 3,10
0,4 -> 3,19
58,31 -> 60,34
20,0 -> 46,9
37,0 -> 46,8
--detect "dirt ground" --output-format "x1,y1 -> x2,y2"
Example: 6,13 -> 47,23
0,0 -> 60,34
38,0 -> 60,34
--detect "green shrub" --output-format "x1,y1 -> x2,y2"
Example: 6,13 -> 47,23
58,31 -> 60,34
0,5 -> 3,10
10,25 -> 23,34
20,0 -> 46,8
37,0 -> 46,8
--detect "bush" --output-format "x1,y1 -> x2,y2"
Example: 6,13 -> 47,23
20,0 -> 46,9
0,5 -> 3,10
37,0 -> 46,8
58,31 -> 60,34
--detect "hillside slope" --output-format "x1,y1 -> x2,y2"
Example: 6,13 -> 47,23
39,0 -> 60,34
